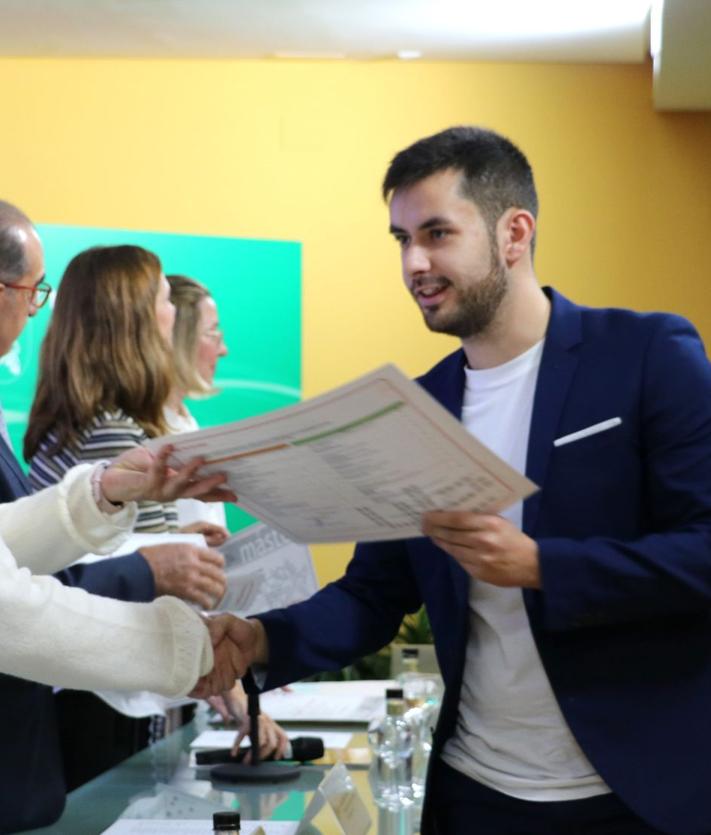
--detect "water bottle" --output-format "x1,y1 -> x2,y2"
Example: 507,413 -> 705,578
398,653 -> 443,801
368,687 -> 414,811
400,647 -> 420,677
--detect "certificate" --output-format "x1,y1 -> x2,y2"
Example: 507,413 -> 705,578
149,364 -> 537,543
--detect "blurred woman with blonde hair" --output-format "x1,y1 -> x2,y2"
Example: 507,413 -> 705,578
165,274 -> 229,531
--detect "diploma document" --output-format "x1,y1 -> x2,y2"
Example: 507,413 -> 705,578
152,364 -> 537,543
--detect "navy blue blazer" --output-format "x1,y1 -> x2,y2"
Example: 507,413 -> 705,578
257,288 -> 711,835
0,437 -> 155,833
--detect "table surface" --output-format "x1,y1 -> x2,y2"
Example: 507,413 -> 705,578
26,712 -> 420,835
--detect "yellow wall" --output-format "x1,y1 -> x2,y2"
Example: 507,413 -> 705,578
2,57 -> 710,584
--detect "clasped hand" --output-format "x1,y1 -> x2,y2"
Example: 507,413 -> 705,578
100,444 -> 238,506
189,614 -> 261,699
422,510 -> 541,589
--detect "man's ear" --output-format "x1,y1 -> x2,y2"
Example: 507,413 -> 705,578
499,208 -> 535,268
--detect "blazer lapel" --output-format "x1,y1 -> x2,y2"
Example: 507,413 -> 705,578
417,348 -> 467,420
523,288 -> 582,535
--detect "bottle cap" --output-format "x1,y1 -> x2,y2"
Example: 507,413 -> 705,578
213,810 -> 241,831
386,687 -> 404,700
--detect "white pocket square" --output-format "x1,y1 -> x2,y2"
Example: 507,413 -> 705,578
553,417 -> 622,448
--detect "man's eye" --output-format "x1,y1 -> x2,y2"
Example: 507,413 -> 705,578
394,235 -> 409,247
430,228 -> 449,240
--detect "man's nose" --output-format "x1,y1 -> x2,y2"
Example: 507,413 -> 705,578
403,244 -> 431,277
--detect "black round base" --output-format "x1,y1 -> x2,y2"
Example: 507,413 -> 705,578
210,762 -> 301,784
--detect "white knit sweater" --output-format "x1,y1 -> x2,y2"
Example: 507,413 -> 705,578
0,464 -> 213,696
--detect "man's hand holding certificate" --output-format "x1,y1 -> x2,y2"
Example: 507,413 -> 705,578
147,365 -> 538,544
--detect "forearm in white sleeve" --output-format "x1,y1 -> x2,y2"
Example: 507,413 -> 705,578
0,463 -> 138,574
0,540 -> 213,696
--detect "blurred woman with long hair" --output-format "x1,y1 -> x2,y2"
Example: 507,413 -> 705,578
25,245 -> 179,530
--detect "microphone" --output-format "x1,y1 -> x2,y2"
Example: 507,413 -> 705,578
208,682 -> 302,784
282,736 -> 325,762
196,736 -> 325,766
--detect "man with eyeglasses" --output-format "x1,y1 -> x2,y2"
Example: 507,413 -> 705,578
0,209 -> 49,354
0,199 -> 230,830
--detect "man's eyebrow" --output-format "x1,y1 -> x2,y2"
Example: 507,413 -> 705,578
389,216 -> 452,235
419,216 -> 451,229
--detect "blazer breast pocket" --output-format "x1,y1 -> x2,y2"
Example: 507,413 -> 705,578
552,417 -> 631,463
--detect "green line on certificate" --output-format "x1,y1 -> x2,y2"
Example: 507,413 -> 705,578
293,401 -> 405,445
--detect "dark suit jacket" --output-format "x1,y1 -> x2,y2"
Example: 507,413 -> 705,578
0,437 -> 154,833
256,288 -> 711,835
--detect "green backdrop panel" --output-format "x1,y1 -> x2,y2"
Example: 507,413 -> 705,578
0,225 -> 301,532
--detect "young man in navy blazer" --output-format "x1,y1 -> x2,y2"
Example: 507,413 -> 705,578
230,127 -> 711,834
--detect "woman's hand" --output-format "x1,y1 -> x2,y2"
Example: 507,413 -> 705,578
180,520 -> 230,547
235,710 -> 290,763
100,444 -> 238,506
209,682 -> 290,762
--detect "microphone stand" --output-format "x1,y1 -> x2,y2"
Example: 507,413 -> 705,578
210,681 -> 301,784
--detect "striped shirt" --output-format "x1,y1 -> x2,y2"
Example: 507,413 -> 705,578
29,410 -> 178,533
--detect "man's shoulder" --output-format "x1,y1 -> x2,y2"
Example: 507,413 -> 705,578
549,286 -> 702,346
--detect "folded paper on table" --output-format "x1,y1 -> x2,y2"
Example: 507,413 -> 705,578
297,762 -> 371,835
146,364 -> 538,543
259,681 -> 396,724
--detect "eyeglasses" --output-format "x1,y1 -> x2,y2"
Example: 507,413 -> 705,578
201,328 -> 224,344
2,281 -> 52,309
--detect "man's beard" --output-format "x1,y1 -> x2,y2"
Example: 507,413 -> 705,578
418,250 -> 508,340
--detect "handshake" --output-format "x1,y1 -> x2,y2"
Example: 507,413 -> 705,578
190,614 -> 268,699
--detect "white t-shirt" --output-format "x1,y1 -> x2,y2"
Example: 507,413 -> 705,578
441,340 -> 610,801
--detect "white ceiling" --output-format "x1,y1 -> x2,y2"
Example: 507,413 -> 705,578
0,0 -> 708,109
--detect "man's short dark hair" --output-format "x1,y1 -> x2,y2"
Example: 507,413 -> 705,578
0,200 -> 33,284
382,126 -> 538,232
